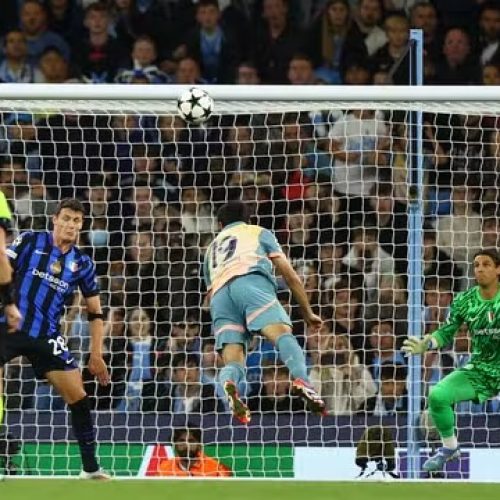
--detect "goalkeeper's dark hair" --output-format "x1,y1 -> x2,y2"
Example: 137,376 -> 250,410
474,248 -> 500,267
55,198 -> 86,216
217,201 -> 250,227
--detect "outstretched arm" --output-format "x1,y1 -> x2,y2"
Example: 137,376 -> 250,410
271,254 -> 322,332
403,298 -> 463,355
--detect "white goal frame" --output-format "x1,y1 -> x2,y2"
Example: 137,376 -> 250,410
1,84 -> 499,481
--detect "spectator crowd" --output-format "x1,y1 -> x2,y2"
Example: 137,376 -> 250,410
0,0 -> 498,85
0,0 -> 500,421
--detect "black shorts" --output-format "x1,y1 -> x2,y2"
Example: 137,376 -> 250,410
0,331 -> 78,379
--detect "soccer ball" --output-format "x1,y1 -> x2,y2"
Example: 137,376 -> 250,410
177,87 -> 214,124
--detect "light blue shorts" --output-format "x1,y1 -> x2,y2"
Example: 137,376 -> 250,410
210,273 -> 292,352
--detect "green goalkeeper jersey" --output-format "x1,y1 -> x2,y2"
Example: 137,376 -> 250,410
432,286 -> 500,379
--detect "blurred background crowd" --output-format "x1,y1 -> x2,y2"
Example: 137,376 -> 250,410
0,0 -> 499,422
0,0 -> 498,85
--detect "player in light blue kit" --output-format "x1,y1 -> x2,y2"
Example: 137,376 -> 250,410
203,202 -> 326,424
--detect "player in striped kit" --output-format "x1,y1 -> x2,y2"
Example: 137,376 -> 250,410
0,198 -> 110,479
203,201 -> 326,424
404,249 -> 500,471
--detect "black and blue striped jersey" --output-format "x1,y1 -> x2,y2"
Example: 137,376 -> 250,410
6,231 -> 100,338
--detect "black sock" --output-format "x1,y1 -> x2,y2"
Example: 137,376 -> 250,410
69,396 -> 99,473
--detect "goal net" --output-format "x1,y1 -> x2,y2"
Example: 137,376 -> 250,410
0,85 -> 499,480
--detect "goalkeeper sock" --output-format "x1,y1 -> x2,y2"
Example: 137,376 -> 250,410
69,396 -> 99,473
219,362 -> 245,389
276,333 -> 309,382
442,436 -> 458,449
0,395 -> 3,426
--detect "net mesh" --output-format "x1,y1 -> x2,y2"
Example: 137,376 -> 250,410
0,97 -> 499,479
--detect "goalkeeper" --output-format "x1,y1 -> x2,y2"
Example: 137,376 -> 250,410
403,249 -> 500,472
0,191 -> 21,427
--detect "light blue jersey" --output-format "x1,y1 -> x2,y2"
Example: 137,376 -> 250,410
203,222 -> 291,351
203,222 -> 283,297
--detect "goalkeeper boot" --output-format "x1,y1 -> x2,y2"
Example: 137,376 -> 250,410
224,381 -> 251,425
79,468 -> 112,480
423,447 -> 460,472
292,378 -> 327,416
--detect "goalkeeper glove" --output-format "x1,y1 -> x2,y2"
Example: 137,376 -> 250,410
402,335 -> 435,356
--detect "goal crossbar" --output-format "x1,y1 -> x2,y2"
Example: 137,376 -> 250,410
0,84 -> 499,114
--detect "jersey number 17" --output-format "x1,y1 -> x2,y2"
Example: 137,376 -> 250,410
211,236 -> 237,268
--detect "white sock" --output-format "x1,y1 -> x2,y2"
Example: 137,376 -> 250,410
442,436 -> 458,449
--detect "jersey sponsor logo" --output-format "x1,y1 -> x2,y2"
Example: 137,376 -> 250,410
32,268 -> 69,292
475,327 -> 500,338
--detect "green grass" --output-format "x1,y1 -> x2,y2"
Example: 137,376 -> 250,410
1,480 -> 500,500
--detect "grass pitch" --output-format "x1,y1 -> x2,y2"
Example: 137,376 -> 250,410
1,480 -> 500,500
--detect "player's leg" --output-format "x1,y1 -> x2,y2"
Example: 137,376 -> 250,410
261,323 -> 326,415
423,369 -> 479,471
0,326 -> 20,427
238,275 -> 326,415
261,323 -> 308,381
211,284 -> 251,424
46,369 -> 109,479
219,343 -> 251,424
219,343 -> 246,390
25,334 -> 109,479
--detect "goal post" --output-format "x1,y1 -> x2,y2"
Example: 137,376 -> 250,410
0,84 -> 499,480
406,28 -> 424,480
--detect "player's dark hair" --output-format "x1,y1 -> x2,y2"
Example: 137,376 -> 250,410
217,201 -> 250,227
55,198 -> 86,216
474,248 -> 500,266
173,426 -> 201,444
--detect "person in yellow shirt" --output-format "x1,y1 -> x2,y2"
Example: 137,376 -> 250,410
158,427 -> 232,477
0,190 -> 21,426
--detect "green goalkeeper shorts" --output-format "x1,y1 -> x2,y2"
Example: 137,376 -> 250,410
459,364 -> 500,403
